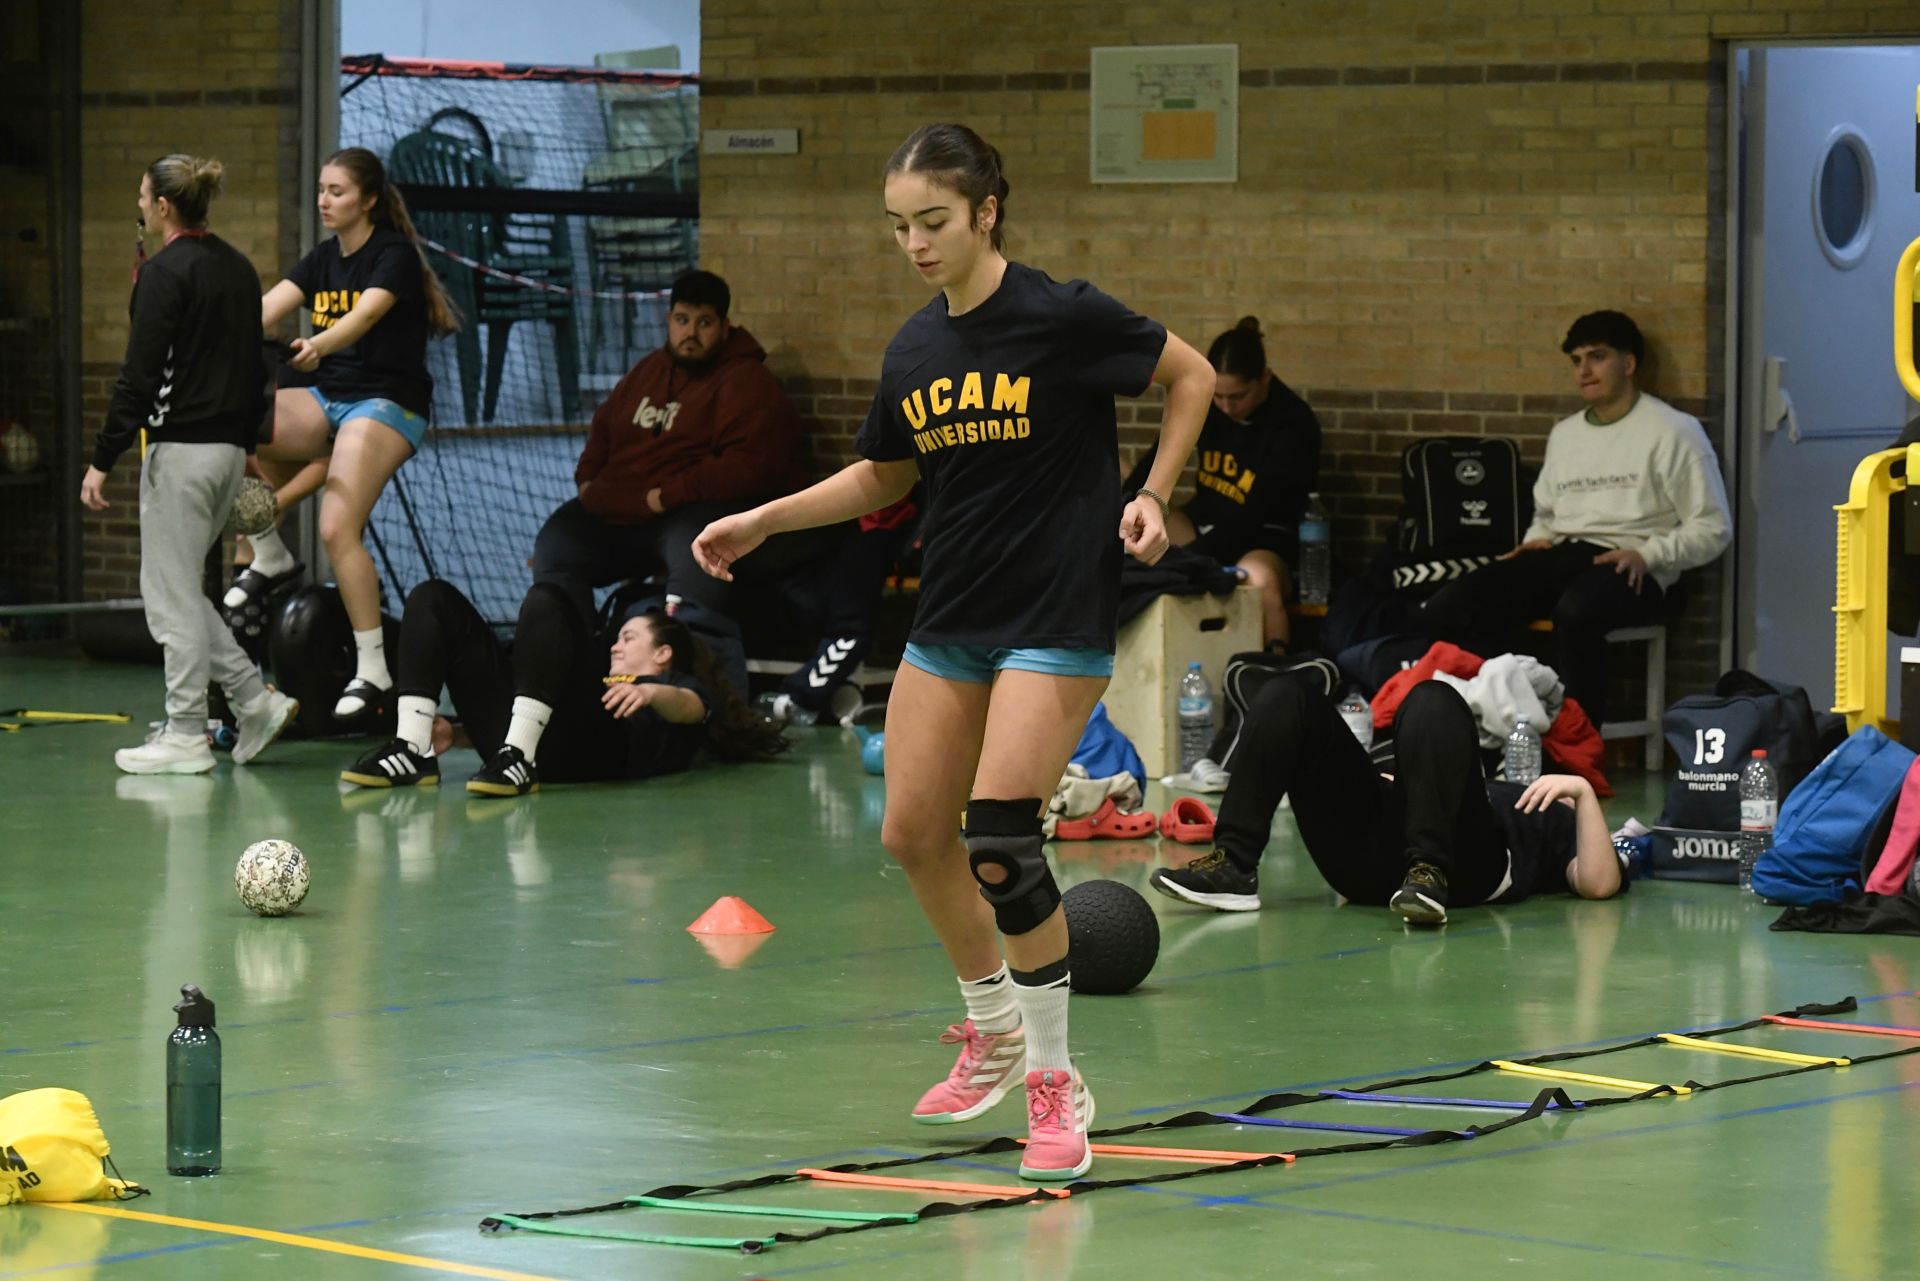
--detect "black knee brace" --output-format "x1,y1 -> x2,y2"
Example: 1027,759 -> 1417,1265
965,797 -> 1058,937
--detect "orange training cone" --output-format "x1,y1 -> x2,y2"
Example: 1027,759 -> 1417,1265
687,895 -> 776,935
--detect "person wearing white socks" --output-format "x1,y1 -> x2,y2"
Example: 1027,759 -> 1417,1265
691,124 -> 1212,1182
230,146 -> 461,723
341,580 -> 787,795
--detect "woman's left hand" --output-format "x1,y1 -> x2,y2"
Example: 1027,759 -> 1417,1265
1120,494 -> 1169,565
602,681 -> 656,719
288,336 -> 321,372
1515,772 -> 1592,813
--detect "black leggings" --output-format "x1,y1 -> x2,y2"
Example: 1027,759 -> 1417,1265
1417,539 -> 1663,727
394,579 -> 607,775
1213,679 -> 1509,905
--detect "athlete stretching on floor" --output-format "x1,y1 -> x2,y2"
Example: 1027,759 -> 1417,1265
1150,678 -> 1625,924
341,580 -> 784,794
694,123 -> 1213,1180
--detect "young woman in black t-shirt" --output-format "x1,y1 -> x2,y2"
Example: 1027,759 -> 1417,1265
1123,317 -> 1321,649
340,581 -> 785,794
1150,678 -> 1624,923
694,124 -> 1216,1182
227,147 -> 460,722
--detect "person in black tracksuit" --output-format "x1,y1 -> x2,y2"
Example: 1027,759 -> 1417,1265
1149,678 -> 1627,925
339,580 -> 787,795
80,155 -> 298,776
1123,317 -> 1320,649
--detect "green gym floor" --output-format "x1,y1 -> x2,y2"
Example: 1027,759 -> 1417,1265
5,650 -> 1919,1281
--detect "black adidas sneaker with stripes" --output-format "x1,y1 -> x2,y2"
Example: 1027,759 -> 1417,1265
467,744 -> 539,797
341,737 -> 440,788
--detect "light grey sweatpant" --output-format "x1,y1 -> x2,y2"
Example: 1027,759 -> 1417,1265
139,441 -> 267,735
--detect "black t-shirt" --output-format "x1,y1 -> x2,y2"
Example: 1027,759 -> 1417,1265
1124,376 -> 1321,561
286,226 -> 433,417
1483,780 -> 1630,902
546,669 -> 709,784
855,263 -> 1167,650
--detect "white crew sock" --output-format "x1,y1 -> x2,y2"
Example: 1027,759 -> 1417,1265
957,963 -> 1020,1035
352,627 -> 391,688
503,696 -> 552,763
395,695 -> 438,757
1012,969 -> 1072,1074
223,526 -> 295,608
244,526 -> 294,576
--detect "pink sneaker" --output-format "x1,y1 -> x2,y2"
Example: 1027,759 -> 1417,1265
911,1020 -> 1026,1124
1018,1068 -> 1094,1181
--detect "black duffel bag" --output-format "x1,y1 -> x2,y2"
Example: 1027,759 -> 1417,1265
1648,671 -> 1828,881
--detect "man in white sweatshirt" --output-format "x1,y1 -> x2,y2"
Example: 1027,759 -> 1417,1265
1419,311 -> 1731,728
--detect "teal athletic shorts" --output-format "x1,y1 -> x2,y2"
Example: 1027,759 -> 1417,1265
903,643 -> 1114,684
305,389 -> 428,451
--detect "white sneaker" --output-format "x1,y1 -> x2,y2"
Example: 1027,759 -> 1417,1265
115,728 -> 216,775
1188,758 -> 1231,792
232,689 -> 299,765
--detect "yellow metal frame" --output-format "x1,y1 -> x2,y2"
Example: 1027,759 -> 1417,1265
1899,235 -> 1920,402
1832,445 -> 1914,733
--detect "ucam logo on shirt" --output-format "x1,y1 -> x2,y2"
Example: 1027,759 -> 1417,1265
900,370 -> 1033,456
1196,450 -> 1257,505
309,289 -> 363,329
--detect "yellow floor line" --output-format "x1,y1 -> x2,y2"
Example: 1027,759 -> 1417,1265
37,1202 -> 572,1281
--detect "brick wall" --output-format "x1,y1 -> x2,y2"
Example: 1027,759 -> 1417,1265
72,0 -> 305,600
700,0 -> 1916,709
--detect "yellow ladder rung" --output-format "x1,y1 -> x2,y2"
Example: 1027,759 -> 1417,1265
1492,1060 -> 1691,1096
1656,1033 -> 1849,1067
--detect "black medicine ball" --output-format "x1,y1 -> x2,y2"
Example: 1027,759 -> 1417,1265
1063,879 -> 1160,995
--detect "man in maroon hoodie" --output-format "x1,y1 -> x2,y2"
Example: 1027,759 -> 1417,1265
532,270 -> 808,615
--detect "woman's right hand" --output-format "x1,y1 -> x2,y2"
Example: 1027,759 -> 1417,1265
692,510 -> 769,582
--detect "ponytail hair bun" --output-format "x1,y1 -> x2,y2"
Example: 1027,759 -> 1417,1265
146,153 -> 225,227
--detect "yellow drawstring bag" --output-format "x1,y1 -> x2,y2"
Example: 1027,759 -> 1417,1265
0,1088 -> 144,1204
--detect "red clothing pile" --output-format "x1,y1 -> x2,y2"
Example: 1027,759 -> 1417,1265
1371,641 -> 1612,797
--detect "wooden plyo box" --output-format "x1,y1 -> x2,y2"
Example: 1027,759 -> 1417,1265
1104,586 -> 1261,777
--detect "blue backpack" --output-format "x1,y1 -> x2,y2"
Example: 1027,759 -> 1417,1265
1072,703 -> 1148,785
1752,726 -> 1915,905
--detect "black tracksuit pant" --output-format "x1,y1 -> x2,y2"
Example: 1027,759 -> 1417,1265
394,579 -> 617,781
1213,679 -> 1510,905
1416,539 -> 1663,728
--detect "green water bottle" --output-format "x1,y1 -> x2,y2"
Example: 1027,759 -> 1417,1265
166,985 -> 221,1176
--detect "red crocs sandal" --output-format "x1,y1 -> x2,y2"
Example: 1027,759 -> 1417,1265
1053,797 -> 1159,840
1158,796 -> 1217,845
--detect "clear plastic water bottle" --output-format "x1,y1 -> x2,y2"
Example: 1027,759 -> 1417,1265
1176,662 -> 1215,773
1338,690 -> 1374,749
166,985 -> 221,1176
1298,493 -> 1332,607
1502,716 -> 1542,785
1738,749 -> 1779,894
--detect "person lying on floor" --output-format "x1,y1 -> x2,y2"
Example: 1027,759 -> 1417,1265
342,580 -> 787,796
1148,677 -> 1625,925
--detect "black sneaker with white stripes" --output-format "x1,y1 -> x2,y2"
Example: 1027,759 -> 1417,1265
340,737 -> 440,789
1390,862 -> 1450,926
467,744 -> 539,797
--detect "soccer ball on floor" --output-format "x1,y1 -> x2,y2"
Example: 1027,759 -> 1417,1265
224,476 -> 278,537
235,839 -> 310,917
